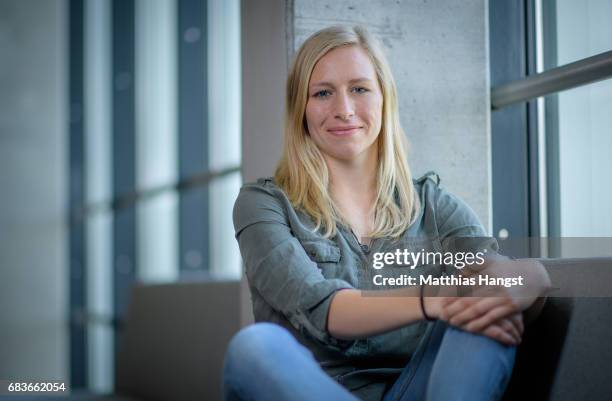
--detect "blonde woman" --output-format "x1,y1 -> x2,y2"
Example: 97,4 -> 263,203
224,25 -> 550,401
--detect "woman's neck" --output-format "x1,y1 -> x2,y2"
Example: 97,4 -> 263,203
326,149 -> 378,241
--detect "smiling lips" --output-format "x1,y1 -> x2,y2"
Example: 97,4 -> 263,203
327,125 -> 362,136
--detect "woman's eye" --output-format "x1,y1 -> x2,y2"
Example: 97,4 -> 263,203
352,87 -> 369,94
313,90 -> 331,98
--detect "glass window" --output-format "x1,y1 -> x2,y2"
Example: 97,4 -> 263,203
489,0 -> 612,257
135,0 -> 179,283
540,0 -> 612,256
75,0 -> 242,391
546,0 -> 612,68
84,0 -> 113,392
547,80 -> 612,238
208,0 -> 242,279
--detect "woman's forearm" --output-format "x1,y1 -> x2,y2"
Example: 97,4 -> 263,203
327,287 -> 429,340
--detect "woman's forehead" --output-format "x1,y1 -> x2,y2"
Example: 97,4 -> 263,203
309,46 -> 378,86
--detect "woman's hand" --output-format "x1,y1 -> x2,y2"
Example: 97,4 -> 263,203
441,296 -> 524,345
440,294 -> 521,331
424,296 -> 524,345
438,257 -> 551,328
421,256 -> 552,346
474,313 -> 524,346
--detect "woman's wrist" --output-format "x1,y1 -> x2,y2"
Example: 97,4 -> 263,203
420,284 -> 437,321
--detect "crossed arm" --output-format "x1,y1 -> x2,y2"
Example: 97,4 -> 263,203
327,258 -> 551,346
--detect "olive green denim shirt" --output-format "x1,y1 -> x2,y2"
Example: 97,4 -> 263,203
232,172 -> 500,401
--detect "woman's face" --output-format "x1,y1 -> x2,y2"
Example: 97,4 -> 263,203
305,45 -> 383,164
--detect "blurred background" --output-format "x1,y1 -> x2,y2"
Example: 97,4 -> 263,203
0,0 -> 610,397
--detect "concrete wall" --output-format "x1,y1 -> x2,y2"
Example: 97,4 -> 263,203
0,0 -> 68,380
240,0 -> 291,325
240,0 -> 288,184
242,0 -> 491,229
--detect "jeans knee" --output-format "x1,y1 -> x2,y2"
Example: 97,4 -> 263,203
443,325 -> 517,371
446,325 -> 509,350
224,322 -> 293,374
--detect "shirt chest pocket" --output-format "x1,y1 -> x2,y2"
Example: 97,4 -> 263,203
379,237 -> 442,273
301,240 -> 341,275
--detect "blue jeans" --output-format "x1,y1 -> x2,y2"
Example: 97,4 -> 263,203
223,321 -> 516,401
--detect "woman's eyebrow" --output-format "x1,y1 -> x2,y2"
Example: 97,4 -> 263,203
348,77 -> 374,84
310,77 -> 374,88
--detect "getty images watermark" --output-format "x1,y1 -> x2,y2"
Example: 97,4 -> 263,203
371,248 -> 525,288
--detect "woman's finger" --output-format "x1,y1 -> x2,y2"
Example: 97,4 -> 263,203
498,318 -> 521,344
441,297 -> 472,318
481,324 -> 517,346
446,297 -> 510,327
463,302 -> 518,332
442,297 -> 486,322
462,317 -> 521,344
443,291 -> 505,318
509,313 -> 524,335
439,296 -> 459,309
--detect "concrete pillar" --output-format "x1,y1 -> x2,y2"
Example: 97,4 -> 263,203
0,0 -> 68,380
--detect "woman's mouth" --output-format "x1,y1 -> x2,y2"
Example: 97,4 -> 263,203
327,126 -> 362,136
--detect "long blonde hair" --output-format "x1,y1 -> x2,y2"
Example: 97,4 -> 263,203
274,25 -> 420,239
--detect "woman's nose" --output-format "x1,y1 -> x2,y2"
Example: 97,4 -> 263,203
334,92 -> 355,120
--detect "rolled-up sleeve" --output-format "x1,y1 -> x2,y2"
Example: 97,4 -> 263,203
233,184 -> 355,349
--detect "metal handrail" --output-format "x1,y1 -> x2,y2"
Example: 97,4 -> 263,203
491,50 -> 612,110
70,165 -> 241,220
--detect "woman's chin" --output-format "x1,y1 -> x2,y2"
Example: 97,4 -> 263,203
324,148 -> 374,164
